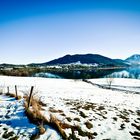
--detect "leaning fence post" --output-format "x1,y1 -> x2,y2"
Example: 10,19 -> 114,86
28,86 -> 34,108
15,85 -> 18,99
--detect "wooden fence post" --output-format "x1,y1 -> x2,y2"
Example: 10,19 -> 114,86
15,85 -> 18,99
7,86 -> 9,94
28,86 -> 34,108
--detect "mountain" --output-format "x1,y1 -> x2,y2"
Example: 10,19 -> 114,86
113,59 -> 130,65
125,54 -> 140,65
0,63 -> 24,68
30,54 -> 128,67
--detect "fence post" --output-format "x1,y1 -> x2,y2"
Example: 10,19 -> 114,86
15,85 -> 18,99
28,86 -> 34,108
7,86 -> 9,94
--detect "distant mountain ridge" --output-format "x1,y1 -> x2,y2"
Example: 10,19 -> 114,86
125,54 -> 140,65
1,54 -> 139,67
0,63 -> 24,68
29,54 -> 128,67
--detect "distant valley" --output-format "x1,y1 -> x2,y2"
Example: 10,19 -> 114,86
0,54 -> 140,79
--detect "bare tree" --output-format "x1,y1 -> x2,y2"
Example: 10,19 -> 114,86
106,75 -> 114,89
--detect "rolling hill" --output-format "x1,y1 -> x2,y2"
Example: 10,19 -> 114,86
29,54 -> 128,67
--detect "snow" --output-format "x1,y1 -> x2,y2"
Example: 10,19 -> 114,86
89,78 -> 140,87
0,95 -> 62,140
89,78 -> 140,93
0,95 -> 36,139
0,76 -> 140,139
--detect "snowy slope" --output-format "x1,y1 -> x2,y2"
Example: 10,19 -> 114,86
0,76 -> 140,139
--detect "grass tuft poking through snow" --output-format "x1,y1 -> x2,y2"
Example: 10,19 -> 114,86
24,89 -> 67,139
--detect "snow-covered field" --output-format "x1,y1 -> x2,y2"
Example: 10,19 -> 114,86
0,95 -> 62,140
89,78 -> 140,93
0,76 -> 140,140
0,95 -> 36,139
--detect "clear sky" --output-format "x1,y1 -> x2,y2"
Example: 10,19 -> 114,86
0,0 -> 140,64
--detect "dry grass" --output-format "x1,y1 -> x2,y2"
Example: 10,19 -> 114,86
5,93 -> 22,100
73,125 -> 95,139
23,88 -> 46,107
25,98 -> 70,139
49,114 -> 70,139
24,96 -> 49,125
49,108 -> 63,113
74,117 -> 80,122
24,93 -> 49,138
79,111 -> 87,118
85,121 -> 93,129
24,93 -> 70,139
131,123 -> 140,131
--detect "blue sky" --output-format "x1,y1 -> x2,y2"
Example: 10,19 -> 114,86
0,0 -> 140,64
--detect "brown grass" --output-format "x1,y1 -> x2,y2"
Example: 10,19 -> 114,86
38,125 -> 46,135
66,117 -> 72,122
49,108 -> 63,113
5,93 -> 22,100
24,98 -> 49,126
49,114 -> 70,139
24,92 -> 76,139
85,121 -> 93,129
24,94 -> 49,138
24,94 -> 71,139
74,118 -> 80,122
73,125 -> 95,139
131,123 -> 140,131
24,95 -> 45,110
79,111 -> 87,118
